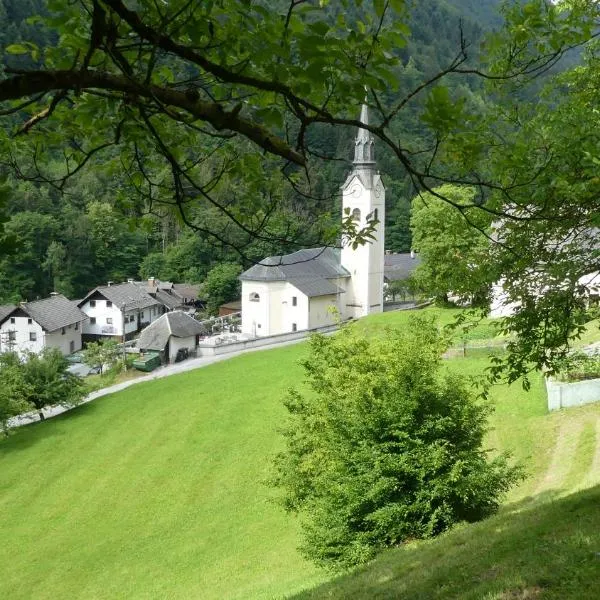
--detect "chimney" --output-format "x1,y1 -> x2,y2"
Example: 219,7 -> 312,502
410,250 -> 415,259
107,281 -> 113,287
50,291 -> 59,296
385,249 -> 391,255
127,278 -> 134,283
148,277 -> 156,288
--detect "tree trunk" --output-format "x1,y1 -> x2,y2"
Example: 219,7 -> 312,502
38,410 -> 45,421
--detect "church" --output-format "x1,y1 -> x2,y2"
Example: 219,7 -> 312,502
240,103 -> 385,337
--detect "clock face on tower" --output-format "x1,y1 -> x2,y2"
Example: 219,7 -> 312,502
349,182 -> 362,198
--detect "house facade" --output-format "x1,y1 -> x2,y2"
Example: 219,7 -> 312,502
78,282 -> 164,342
240,103 -> 385,337
0,294 -> 87,357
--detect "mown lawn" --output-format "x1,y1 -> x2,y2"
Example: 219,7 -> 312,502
0,344 -> 324,600
1,307 -> 600,599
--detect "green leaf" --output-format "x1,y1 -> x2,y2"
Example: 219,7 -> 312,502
5,44 -> 29,55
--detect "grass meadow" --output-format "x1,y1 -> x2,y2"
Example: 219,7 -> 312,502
1,308 -> 600,599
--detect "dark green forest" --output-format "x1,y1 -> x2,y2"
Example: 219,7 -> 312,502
0,0 -> 510,303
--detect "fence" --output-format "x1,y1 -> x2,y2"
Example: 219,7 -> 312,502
196,322 -> 340,358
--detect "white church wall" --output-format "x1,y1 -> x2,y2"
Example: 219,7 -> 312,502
281,284 -> 309,333
241,281 -> 272,336
308,295 -> 340,329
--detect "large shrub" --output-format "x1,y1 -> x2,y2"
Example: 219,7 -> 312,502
273,317 -> 521,569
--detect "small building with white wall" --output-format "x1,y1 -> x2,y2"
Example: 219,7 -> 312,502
240,102 -> 385,337
0,293 -> 87,357
137,311 -> 208,362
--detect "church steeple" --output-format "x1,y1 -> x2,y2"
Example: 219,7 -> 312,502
353,102 -> 375,166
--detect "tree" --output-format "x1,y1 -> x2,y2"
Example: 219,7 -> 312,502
273,317 -> 521,569
81,338 -> 121,375
410,185 -> 492,306
20,348 -> 85,420
0,352 -> 30,434
0,0 -> 599,379
202,263 -> 242,316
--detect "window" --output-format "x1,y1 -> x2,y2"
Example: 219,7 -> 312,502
29,332 -> 37,341
106,300 -> 112,307
75,322 -> 79,330
27,318 -> 32,325
8,331 -> 15,341
257,324 -> 261,329
140,312 -> 144,319
292,296 -> 297,307
10,317 -> 15,324
292,323 -> 297,332
352,208 -> 361,221
106,318 -> 113,325
61,328 -> 66,335
90,300 -> 96,307
90,317 -> 96,325
249,292 -> 260,302
129,315 -> 135,323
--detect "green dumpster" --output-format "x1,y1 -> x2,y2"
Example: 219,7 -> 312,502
132,352 -> 161,372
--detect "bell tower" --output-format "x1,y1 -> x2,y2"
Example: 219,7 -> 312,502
340,102 -> 385,319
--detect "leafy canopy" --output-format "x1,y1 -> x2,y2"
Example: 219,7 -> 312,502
410,185 -> 492,306
273,317 -> 521,569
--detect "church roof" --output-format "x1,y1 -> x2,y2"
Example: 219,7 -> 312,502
240,247 -> 349,297
291,278 -> 345,298
384,253 -> 421,282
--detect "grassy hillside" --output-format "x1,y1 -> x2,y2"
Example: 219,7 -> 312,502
0,344 -> 323,600
293,484 -> 600,600
1,308 -> 600,599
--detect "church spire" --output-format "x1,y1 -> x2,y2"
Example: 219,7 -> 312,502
353,102 -> 375,166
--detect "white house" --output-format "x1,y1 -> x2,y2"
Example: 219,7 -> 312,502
78,282 -> 164,343
0,293 -> 87,357
137,311 -> 208,363
240,103 -> 385,337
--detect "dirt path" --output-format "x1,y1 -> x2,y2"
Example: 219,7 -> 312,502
535,419 -> 585,495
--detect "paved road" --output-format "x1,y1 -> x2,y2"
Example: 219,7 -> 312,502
8,335 -> 309,428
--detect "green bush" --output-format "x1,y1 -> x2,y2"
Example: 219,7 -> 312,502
555,351 -> 600,382
273,317 -> 522,569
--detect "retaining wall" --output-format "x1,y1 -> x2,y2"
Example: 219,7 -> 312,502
546,376 -> 600,411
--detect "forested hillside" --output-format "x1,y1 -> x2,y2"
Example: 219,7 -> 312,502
0,0 -> 507,303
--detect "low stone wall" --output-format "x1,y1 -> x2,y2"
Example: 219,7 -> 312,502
546,376 -> 600,411
196,323 -> 340,357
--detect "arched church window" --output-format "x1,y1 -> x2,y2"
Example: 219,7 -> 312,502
249,292 -> 260,302
352,208 -> 361,222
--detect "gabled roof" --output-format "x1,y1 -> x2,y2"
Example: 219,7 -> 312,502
0,304 -> 16,323
384,253 -> 421,282
152,289 -> 182,310
240,247 -> 350,299
291,278 -> 345,298
1,294 -> 88,332
137,311 -> 208,351
79,282 -> 158,311
172,283 -> 200,300
240,247 -> 349,282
